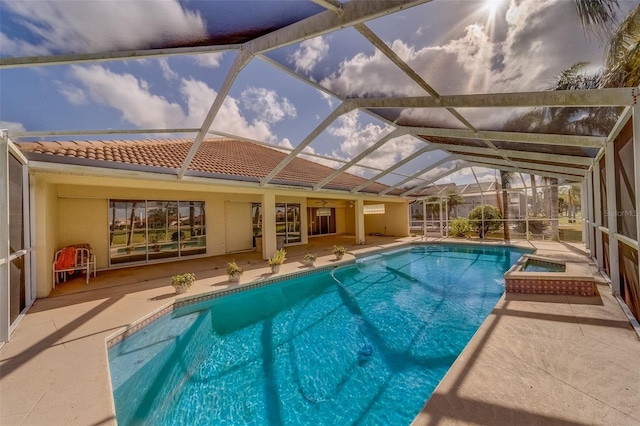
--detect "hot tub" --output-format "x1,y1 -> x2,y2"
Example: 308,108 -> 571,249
504,254 -> 595,296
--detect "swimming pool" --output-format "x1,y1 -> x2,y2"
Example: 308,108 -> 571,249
108,244 -> 530,425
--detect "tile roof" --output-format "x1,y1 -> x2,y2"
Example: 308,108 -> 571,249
17,138 -> 404,195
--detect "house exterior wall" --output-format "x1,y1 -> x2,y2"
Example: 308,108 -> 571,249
33,177 -> 60,299
336,207 -> 347,234
29,168 -> 408,298
344,206 -> 355,234
363,202 -> 408,236
384,202 -> 410,236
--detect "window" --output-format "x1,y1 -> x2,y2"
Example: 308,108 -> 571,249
364,204 -> 385,215
276,203 -> 301,244
109,200 -> 206,265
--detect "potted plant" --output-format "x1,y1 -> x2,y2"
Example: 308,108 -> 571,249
303,253 -> 316,267
170,272 -> 195,294
227,260 -> 243,283
333,245 -> 346,260
268,248 -> 287,273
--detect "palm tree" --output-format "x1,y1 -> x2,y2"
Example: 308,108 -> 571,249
444,189 -> 464,219
500,170 -> 513,242
550,178 -> 560,241
530,175 -> 539,215
603,4 -> 640,87
572,0 -> 640,88
572,0 -> 620,39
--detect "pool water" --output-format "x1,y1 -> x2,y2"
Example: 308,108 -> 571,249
108,244 -> 530,425
523,259 -> 566,273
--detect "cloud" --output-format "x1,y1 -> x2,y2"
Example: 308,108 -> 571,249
327,111 -> 422,173
56,82 -> 88,105
158,58 -> 178,81
1,0 -> 207,55
320,0 -> 606,128
318,90 -> 336,108
240,87 -> 297,123
437,166 -> 496,185
69,64 -> 277,142
0,32 -> 49,57
279,138 -> 293,149
289,37 -> 329,73
320,39 -> 426,98
179,78 -> 275,142
193,53 -> 225,68
0,120 -> 26,134
71,65 -> 186,129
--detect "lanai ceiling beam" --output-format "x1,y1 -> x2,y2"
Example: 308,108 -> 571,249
353,88 -> 635,109
313,128 -> 406,190
1,1 -> 432,68
178,49 -> 253,179
400,164 -> 466,196
467,161 -> 582,181
311,0 -> 344,14
13,128 -> 200,138
355,23 -> 439,98
402,127 -> 605,148
350,144 -> 438,193
261,102 -> 355,186
423,141 -> 593,166
0,45 -> 236,69
379,155 -> 457,195
354,22 -> 518,170
453,153 -> 586,176
246,0 -> 433,54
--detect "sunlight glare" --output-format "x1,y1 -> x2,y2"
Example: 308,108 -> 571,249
483,0 -> 504,19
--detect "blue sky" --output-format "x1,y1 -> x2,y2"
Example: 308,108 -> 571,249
1,0 -> 636,187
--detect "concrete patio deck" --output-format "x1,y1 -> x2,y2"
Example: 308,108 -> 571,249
1,237 -> 638,425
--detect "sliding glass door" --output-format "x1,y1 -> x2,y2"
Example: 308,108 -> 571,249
109,200 -> 206,265
308,207 -> 336,236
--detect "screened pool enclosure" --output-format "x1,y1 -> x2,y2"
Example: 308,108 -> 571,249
1,0 -> 639,341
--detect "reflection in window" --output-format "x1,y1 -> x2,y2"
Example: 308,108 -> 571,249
308,207 -> 336,236
109,200 -> 206,265
276,203 -> 301,244
252,203 -> 262,237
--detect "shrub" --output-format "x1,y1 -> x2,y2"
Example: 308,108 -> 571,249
468,204 -> 502,238
268,248 -> 287,266
512,214 -> 549,235
450,217 -> 472,237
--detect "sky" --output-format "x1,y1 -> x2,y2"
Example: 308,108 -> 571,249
1,0 -> 636,188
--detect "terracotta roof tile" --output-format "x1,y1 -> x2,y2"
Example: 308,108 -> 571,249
17,138 -> 405,195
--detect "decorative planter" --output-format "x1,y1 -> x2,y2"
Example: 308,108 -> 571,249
228,273 -> 241,283
303,259 -> 315,267
173,284 -> 189,294
271,265 -> 281,274
335,254 -> 344,261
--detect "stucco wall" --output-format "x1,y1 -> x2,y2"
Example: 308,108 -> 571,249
33,177 -> 60,298
344,206 -> 356,234
363,202 -> 409,237
58,198 -> 108,267
383,202 -> 410,237
31,170 -> 404,297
